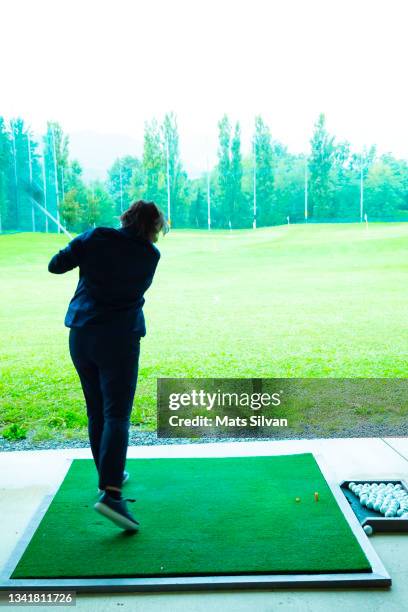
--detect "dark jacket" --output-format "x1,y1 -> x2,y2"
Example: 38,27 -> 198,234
48,226 -> 160,335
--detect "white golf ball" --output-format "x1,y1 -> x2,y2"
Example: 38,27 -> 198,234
363,525 -> 373,536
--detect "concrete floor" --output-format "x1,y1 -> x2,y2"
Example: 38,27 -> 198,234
1,438 -> 408,611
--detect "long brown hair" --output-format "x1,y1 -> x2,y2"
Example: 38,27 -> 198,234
120,200 -> 168,241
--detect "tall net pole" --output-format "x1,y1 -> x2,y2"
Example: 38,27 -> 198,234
27,131 -> 36,232
119,162 -> 124,213
51,125 -> 60,233
42,145 -> 49,233
10,120 -> 19,229
61,165 -> 65,201
304,155 -> 308,223
166,138 -> 171,227
360,152 -> 364,223
28,196 -> 72,238
253,139 -> 257,229
206,157 -> 211,230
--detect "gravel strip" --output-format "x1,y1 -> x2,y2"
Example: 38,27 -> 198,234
1,423 -> 408,452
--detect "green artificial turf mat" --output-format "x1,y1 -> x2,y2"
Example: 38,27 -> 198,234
11,454 -> 371,578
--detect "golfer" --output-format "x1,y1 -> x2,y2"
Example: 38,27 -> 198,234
48,200 -> 166,531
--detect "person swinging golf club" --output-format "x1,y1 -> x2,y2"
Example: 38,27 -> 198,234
48,201 -> 167,531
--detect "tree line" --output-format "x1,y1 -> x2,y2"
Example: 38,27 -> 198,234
1,112 -> 408,234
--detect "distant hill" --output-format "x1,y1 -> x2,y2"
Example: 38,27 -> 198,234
68,131 -> 143,182
68,130 -> 206,182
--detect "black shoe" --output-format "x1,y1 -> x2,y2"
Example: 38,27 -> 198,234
94,492 -> 139,531
97,471 -> 129,494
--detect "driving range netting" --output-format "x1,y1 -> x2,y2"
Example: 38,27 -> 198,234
11,454 -> 371,578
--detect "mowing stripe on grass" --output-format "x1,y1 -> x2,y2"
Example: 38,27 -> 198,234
11,454 -> 371,578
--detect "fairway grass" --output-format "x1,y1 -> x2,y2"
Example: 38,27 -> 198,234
11,454 -> 371,578
1,223 -> 408,440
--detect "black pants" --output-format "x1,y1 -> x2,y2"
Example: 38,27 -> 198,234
69,325 -> 141,490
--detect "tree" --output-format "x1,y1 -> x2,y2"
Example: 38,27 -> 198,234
253,116 -> 274,226
108,156 -> 142,216
142,119 -> 166,210
64,159 -> 87,196
230,122 -> 247,227
379,154 -> 408,213
162,113 -> 189,227
216,115 -> 232,228
84,182 -> 115,228
60,160 -> 88,231
365,157 -> 405,217
5,119 -> 43,232
189,185 -> 208,228
329,141 -> 356,219
129,159 -> 145,203
308,113 -> 335,218
59,189 -> 83,231
273,154 -> 305,223
43,122 -> 69,231
0,118 -> 11,232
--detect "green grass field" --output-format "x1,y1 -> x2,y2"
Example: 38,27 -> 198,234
11,454 -> 371,578
1,223 -> 408,441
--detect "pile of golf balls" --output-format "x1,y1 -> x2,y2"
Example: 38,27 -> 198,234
348,482 -> 408,518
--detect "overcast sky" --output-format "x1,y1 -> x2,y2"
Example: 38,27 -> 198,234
1,0 -> 407,177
